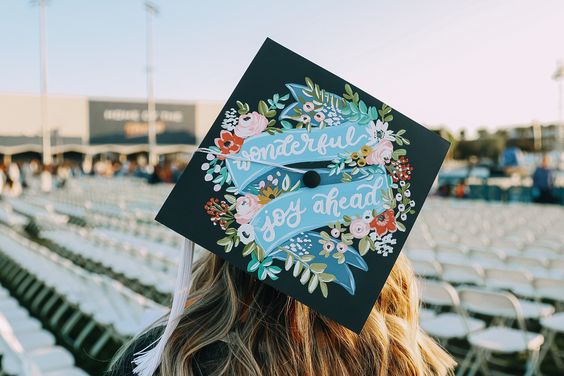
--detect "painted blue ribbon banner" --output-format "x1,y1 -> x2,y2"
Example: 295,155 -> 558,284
250,167 -> 389,255
225,121 -> 372,191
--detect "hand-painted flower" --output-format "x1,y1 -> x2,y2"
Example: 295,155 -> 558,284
234,111 -> 268,138
214,131 -> 243,159
237,223 -> 255,244
234,194 -> 262,225
349,218 -> 370,239
370,209 -> 397,237
303,102 -> 314,112
336,242 -> 348,253
314,112 -> 326,122
366,139 -> 393,165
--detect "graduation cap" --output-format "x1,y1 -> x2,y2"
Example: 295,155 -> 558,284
133,38 -> 450,375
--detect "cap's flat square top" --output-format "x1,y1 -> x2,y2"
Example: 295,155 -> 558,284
156,38 -> 450,333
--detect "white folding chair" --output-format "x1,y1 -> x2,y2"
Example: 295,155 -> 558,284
411,259 -> 442,278
484,268 -> 536,299
506,255 -> 549,279
441,263 -> 484,286
538,312 -> 564,370
419,281 -> 485,343
468,248 -> 506,269
457,288 -> 544,376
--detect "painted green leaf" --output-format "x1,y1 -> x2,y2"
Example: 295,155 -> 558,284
284,253 -> 294,271
305,77 -> 314,90
397,222 -> 406,232
308,275 -> 319,293
301,255 -> 315,262
300,268 -> 311,285
320,281 -> 328,298
359,237 -> 370,256
258,100 -> 268,116
225,241 -> 233,253
217,237 -> 231,246
318,273 -> 336,283
224,194 -> 237,204
293,261 -> 303,277
242,242 -> 255,256
309,263 -> 326,273
280,120 -> 293,129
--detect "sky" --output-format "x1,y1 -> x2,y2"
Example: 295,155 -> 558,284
1,0 -> 563,135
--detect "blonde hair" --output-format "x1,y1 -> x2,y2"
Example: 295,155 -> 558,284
120,252 -> 455,375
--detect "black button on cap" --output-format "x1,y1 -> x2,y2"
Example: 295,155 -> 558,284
303,170 -> 321,188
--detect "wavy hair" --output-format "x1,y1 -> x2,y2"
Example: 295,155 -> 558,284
115,252 -> 455,375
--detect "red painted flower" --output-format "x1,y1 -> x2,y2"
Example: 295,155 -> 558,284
214,131 -> 243,159
370,209 -> 397,236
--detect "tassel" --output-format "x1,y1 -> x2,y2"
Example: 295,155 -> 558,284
132,238 -> 195,376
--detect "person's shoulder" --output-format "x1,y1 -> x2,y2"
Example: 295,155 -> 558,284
104,326 -> 229,376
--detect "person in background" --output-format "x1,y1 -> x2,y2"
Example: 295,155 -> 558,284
454,179 -> 469,199
40,165 -> 53,193
532,154 -> 556,204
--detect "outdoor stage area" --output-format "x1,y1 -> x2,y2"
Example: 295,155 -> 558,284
0,176 -> 563,375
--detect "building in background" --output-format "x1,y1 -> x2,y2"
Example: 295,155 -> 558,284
0,93 -> 221,163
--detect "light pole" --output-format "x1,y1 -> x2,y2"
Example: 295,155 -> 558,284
553,61 -> 564,153
38,0 -> 52,165
145,1 -> 159,166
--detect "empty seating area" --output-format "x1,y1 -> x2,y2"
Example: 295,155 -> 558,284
410,199 -> 564,375
0,176 -> 562,375
0,177 -> 204,375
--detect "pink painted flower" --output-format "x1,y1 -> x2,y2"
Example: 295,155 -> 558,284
349,218 -> 370,239
234,194 -> 262,224
303,102 -> 314,112
366,139 -> 393,165
234,111 -> 268,138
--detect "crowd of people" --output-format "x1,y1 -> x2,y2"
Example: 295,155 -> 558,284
436,153 -> 561,204
0,156 -> 188,198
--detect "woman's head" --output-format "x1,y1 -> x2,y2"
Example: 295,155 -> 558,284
147,252 -> 454,376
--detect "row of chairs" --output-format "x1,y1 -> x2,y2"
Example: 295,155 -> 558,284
0,286 -> 88,376
419,280 -> 564,376
412,259 -> 564,305
40,229 -> 178,297
0,228 -> 166,359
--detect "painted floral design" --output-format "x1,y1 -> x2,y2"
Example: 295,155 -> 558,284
215,130 -> 243,157
201,77 -> 416,299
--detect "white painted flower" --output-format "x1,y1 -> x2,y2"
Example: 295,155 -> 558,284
400,181 -> 406,187
213,184 -> 221,192
206,153 -> 215,161
214,165 -> 221,173
331,228 -> 341,238
395,193 -> 402,201
204,174 -> 213,182
405,190 -> 411,197
237,224 -> 255,245
272,179 -> 278,186
362,209 -> 374,223
201,163 -> 210,171
375,119 -> 395,141
300,114 -> 311,124
410,200 -> 415,207
398,204 -> 405,212
400,213 -> 407,221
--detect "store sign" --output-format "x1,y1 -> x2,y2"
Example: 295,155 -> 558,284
88,100 -> 196,144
